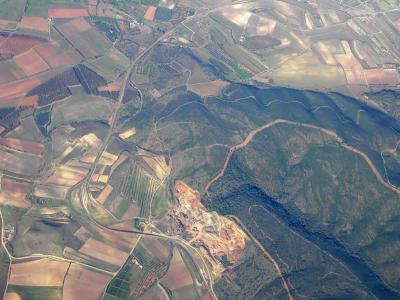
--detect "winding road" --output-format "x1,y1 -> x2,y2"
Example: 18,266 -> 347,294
203,118 -> 400,195
76,8 -> 220,300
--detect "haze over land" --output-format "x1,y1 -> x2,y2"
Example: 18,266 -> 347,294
0,0 -> 399,299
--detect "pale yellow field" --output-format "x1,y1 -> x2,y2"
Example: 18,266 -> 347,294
217,7 -> 252,27
118,128 -> 136,140
272,51 -> 346,89
91,173 -> 109,184
334,41 -> 367,86
142,155 -> 171,181
256,16 -> 277,35
81,151 -> 118,165
327,9 -> 341,23
9,258 -> 69,286
45,165 -> 88,186
313,41 -> 337,65
0,190 -> 30,209
33,184 -> 69,200
97,184 -> 113,204
4,292 -> 21,300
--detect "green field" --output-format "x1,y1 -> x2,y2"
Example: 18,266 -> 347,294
8,115 -> 45,142
50,95 -> 113,130
131,61 -> 160,84
25,0 -> 49,16
6,285 -> 62,300
90,16 -> 121,42
68,29 -> 111,58
85,48 -> 129,82
0,222 -> 10,297
103,262 -> 133,299
112,160 -> 163,219
0,0 -> 26,21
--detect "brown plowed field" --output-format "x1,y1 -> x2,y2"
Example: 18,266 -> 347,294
97,184 -> 113,204
365,69 -> 400,86
33,184 -> 69,200
79,238 -> 129,266
0,177 -> 31,208
58,17 -> 91,34
4,292 -> 21,300
144,6 -> 157,21
0,189 -> 30,208
0,137 -> 45,155
0,34 -> 45,57
334,41 -> 367,86
13,49 -> 50,76
9,258 -> 70,286
45,165 -> 88,186
19,16 -> 49,32
35,41 -> 81,68
48,8 -> 89,18
160,248 -> 193,290
0,95 -> 38,109
0,19 -> 17,29
15,95 -> 38,107
98,82 -> 121,92
63,264 -> 112,300
1,177 -> 31,193
0,77 -> 41,101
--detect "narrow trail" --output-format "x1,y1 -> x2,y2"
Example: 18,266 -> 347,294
356,109 -> 365,125
203,118 -> 400,195
228,215 -> 294,300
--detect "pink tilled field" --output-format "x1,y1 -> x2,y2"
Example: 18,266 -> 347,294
0,77 -> 41,101
48,8 -> 89,18
35,41 -> 82,68
0,34 -> 45,57
13,49 -> 50,76
0,137 -> 45,155
19,16 -> 49,32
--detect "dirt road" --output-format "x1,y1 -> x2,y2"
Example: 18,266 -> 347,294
204,119 -> 400,195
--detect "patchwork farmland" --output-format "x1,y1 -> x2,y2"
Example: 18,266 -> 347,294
0,0 -> 399,299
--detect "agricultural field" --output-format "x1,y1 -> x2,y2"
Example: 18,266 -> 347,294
0,0 -> 399,299
49,95 -> 114,129
85,48 -> 130,82
63,264 -> 112,300
0,0 -> 26,21
5,286 -> 62,300
106,158 -> 168,220
8,258 -> 69,286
